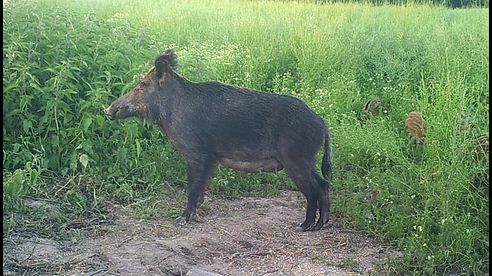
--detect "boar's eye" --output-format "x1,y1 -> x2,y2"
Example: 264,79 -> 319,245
141,80 -> 150,87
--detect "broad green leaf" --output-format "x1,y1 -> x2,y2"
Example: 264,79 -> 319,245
82,115 -> 92,131
79,153 -> 89,168
22,120 -> 32,133
3,82 -> 18,93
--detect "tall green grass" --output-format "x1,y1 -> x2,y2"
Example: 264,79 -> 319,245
3,0 -> 488,274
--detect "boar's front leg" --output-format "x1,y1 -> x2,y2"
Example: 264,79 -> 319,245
175,156 -> 216,225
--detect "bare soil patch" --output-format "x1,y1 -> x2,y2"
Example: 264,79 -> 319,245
3,191 -> 399,275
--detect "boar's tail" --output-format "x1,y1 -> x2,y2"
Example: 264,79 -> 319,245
321,126 -> 332,181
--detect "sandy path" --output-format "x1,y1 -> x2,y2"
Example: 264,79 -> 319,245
3,191 -> 398,275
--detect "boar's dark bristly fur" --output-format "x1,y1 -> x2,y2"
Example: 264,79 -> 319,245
105,49 -> 333,231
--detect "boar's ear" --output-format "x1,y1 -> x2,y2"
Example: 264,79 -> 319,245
155,49 -> 177,75
163,49 -> 177,70
155,49 -> 177,87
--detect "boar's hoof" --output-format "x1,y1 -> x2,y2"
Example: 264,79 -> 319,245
175,216 -> 189,225
175,210 -> 198,225
313,219 -> 325,231
300,219 -> 316,232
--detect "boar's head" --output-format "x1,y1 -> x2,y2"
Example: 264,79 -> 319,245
104,49 -> 177,120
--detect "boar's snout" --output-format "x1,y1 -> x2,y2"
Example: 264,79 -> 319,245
104,103 -> 129,119
104,96 -> 142,120
104,105 -> 116,119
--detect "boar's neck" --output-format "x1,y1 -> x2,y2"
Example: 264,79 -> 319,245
148,74 -> 196,132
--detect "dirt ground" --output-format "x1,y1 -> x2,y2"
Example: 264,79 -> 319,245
3,191 -> 400,275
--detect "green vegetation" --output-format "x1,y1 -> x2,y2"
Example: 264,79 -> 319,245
3,0 -> 488,274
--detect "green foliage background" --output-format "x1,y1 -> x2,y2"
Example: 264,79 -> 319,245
3,0 -> 488,274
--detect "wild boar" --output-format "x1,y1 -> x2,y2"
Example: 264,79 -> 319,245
105,49 -> 332,231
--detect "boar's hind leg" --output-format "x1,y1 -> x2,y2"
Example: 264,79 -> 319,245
175,157 -> 216,225
283,158 -> 320,231
314,173 -> 330,230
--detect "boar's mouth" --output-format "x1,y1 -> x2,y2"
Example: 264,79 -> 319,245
104,106 -> 115,119
104,105 -> 136,120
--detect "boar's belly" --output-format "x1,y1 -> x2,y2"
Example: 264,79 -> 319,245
219,158 -> 283,173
